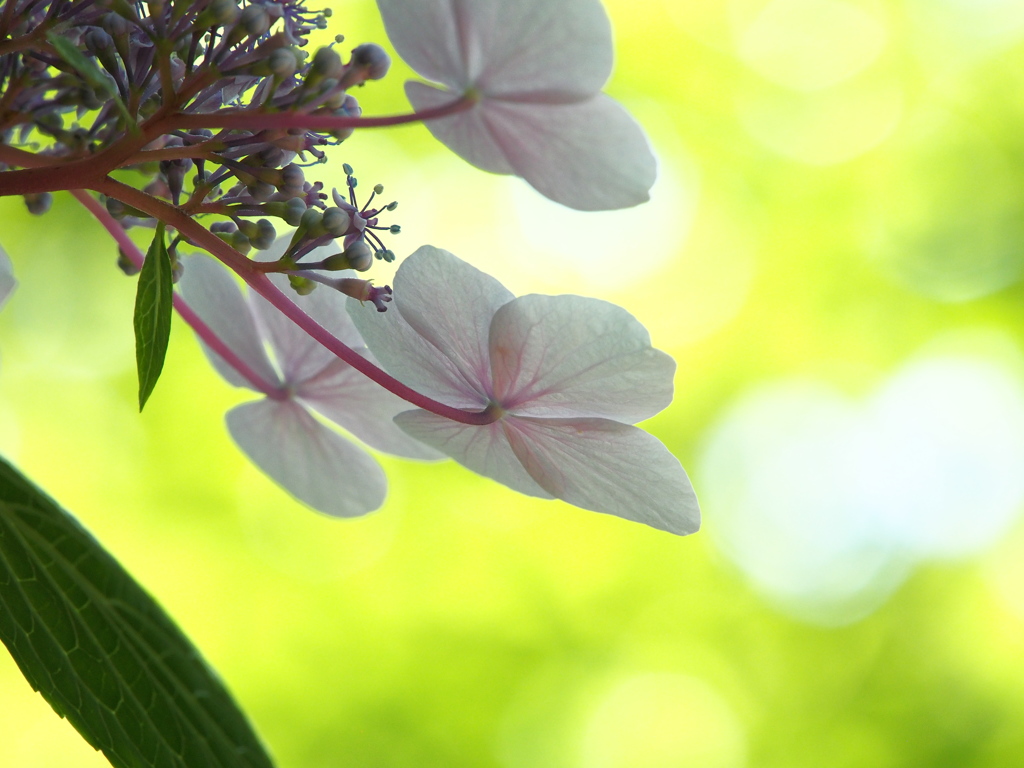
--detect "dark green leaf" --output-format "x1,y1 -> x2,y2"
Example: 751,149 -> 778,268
0,456 -> 276,768
134,223 -> 173,411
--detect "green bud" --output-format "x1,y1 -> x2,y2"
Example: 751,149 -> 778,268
288,274 -> 316,295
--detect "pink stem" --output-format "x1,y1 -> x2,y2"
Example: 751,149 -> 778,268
70,189 -> 288,401
90,178 -> 498,427
165,94 -> 474,132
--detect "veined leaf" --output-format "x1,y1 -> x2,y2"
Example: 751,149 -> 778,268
135,223 -> 173,411
0,456 -> 276,768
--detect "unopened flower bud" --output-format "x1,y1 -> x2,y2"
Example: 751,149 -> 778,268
299,207 -> 323,232
239,4 -> 271,37
288,275 -> 316,295
24,192 -> 52,216
230,230 -> 252,255
329,93 -> 362,141
195,0 -> 240,29
338,240 -> 373,271
252,219 -> 277,250
310,47 -> 343,80
280,163 -> 305,189
248,181 -> 276,201
171,259 -> 185,284
267,46 -> 300,78
101,12 -> 131,38
84,28 -> 113,53
106,197 -> 126,219
284,197 -> 307,226
117,248 -> 140,276
258,146 -> 287,168
321,207 -> 351,237
349,43 -> 391,81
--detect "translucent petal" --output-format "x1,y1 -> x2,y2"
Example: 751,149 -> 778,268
391,246 -> 514,399
0,243 -> 16,310
347,294 -> 485,409
394,410 -> 553,499
298,362 -> 444,460
249,272 -> 365,385
466,0 -> 613,98
379,0 -> 612,96
227,399 -> 387,518
505,416 -> 700,535
377,0 -> 472,90
490,294 -> 675,422
177,255 -> 280,389
406,82 -> 515,175
410,89 -> 656,211
484,94 -> 657,211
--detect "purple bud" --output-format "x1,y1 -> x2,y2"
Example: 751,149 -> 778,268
252,219 -> 277,250
350,44 -> 391,81
24,192 -> 52,216
117,248 -> 141,276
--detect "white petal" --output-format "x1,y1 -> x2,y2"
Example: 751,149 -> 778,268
394,410 -> 553,499
0,243 -> 16,310
407,82 -> 515,175
298,362 -> 444,460
177,255 -> 280,389
466,0 -> 613,98
506,416 -> 700,535
391,245 -> 514,396
347,294 -> 485,409
249,271 -> 365,385
411,89 -> 656,210
227,399 -> 387,518
486,94 -> 657,211
377,0 -> 473,90
380,0 -> 612,96
490,294 -> 675,423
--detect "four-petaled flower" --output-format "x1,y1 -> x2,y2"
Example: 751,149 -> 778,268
178,248 -> 438,518
348,246 -> 700,534
377,0 -> 657,211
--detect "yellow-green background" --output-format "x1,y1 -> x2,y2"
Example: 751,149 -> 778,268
4,0 -> 1024,765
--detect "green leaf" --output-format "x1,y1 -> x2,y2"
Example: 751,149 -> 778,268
0,456 -> 276,768
134,223 -> 174,411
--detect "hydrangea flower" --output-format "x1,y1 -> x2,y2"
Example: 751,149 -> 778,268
178,249 -> 438,518
348,246 -> 699,534
377,0 -> 657,211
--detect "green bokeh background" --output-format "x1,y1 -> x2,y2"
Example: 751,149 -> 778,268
4,0 -> 1024,765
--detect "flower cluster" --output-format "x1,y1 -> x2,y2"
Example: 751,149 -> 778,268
0,0 -> 699,535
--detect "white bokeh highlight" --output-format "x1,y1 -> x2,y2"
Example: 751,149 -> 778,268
700,339 -> 1024,624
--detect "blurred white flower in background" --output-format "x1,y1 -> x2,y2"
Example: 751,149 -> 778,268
699,334 -> 1024,624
